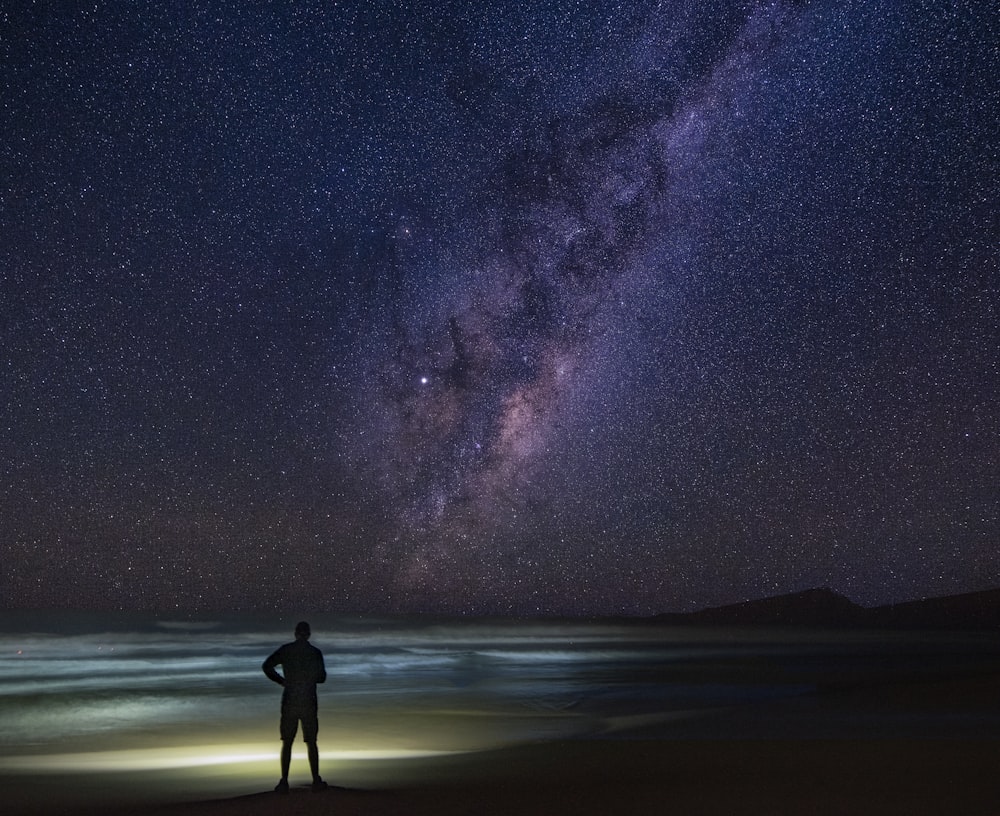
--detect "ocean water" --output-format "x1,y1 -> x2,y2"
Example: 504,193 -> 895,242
1,613 -> 998,810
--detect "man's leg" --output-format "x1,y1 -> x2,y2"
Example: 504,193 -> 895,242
280,739 -> 292,780
302,706 -> 324,788
307,741 -> 320,782
277,702 -> 296,791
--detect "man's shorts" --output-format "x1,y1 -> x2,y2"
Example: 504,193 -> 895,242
280,692 -> 319,742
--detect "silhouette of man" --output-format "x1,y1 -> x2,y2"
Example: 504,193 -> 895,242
262,621 -> 328,793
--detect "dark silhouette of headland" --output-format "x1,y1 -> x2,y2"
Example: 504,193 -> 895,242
651,587 -> 1000,629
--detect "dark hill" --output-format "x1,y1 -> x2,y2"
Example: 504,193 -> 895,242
866,588 -> 1000,630
653,587 -> 1000,629
654,588 -> 865,627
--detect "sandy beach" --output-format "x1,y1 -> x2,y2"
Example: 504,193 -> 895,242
70,736 -> 999,816
4,617 -> 999,816
13,671 -> 1000,816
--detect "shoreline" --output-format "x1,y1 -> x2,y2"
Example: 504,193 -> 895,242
4,623 -> 998,815
167,737 -> 1000,816
8,736 -> 999,816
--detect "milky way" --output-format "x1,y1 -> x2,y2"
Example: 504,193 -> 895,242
2,0 -> 998,614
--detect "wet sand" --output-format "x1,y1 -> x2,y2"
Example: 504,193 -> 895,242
119,736 -> 998,816
5,625 -> 999,816
141,669 -> 1000,814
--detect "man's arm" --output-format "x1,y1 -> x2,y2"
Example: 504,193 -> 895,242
316,648 -> 327,684
262,649 -> 285,686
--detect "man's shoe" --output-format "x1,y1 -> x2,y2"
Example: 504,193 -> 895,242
274,780 -> 290,794
311,778 -> 328,792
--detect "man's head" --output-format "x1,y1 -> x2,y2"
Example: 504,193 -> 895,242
294,621 -> 311,640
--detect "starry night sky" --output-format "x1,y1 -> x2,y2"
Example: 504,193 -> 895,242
3,1 -> 998,615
